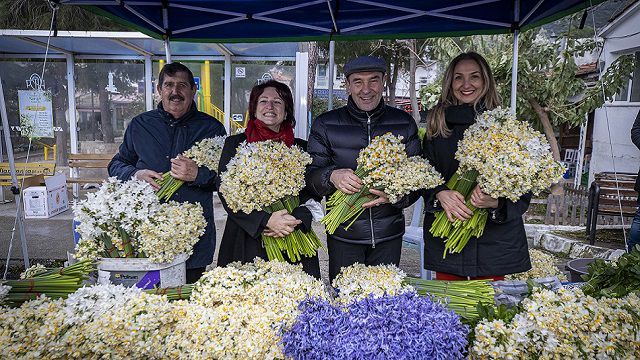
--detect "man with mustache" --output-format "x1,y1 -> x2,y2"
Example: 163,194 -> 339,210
108,62 -> 226,283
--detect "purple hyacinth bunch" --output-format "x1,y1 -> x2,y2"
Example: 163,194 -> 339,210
281,292 -> 469,360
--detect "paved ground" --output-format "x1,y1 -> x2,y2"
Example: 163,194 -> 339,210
0,191 -> 423,282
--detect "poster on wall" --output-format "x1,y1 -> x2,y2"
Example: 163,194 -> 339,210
18,90 -> 54,138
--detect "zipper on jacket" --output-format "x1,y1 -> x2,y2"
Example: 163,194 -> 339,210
366,114 -> 375,248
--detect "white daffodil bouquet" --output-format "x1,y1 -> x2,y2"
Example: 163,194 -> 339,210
322,133 -> 443,234
430,107 -> 565,257
73,177 -> 206,263
156,135 -> 226,201
219,140 -> 322,262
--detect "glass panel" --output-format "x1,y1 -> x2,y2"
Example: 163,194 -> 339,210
614,77 -> 630,102
230,62 -> 296,133
0,59 -> 69,167
629,52 -> 640,102
74,60 -> 145,156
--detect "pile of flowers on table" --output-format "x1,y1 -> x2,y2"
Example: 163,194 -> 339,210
471,288 -> 640,359
430,107 -> 565,257
506,248 -> 568,282
219,140 -> 322,262
156,135 -> 226,201
73,177 -> 206,263
322,133 -> 443,233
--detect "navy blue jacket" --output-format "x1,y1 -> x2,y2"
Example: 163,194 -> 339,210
108,102 -> 226,269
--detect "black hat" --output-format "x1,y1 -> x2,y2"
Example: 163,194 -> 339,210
343,56 -> 387,79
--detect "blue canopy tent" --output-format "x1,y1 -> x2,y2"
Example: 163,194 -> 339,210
58,0 -> 606,111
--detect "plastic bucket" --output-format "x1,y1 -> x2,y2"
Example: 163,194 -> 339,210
565,258 -> 598,283
97,253 -> 188,289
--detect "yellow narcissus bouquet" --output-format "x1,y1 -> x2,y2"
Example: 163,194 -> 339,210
218,140 -> 322,262
322,133 -> 443,234
430,107 -> 565,257
156,136 -> 226,201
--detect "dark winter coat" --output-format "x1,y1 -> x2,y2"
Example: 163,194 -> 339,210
216,133 -> 320,278
422,105 -> 532,277
631,110 -> 640,193
306,97 -> 422,246
108,102 -> 226,269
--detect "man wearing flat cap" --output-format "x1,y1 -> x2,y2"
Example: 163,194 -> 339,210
306,56 -> 421,282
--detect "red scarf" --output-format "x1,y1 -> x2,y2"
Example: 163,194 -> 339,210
245,118 -> 295,147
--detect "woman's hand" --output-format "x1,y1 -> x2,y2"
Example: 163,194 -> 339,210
469,185 -> 499,209
436,190 -> 473,222
264,209 -> 301,237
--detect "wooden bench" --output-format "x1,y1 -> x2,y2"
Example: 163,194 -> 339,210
67,153 -> 116,185
586,172 -> 638,244
0,162 -> 56,187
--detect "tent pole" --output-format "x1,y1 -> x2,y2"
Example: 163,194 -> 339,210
510,29 -> 519,114
575,114 -> 588,188
328,40 -> 335,110
0,73 -> 30,268
223,54 -> 231,134
144,55 -> 153,111
164,38 -> 172,64
66,54 -> 80,199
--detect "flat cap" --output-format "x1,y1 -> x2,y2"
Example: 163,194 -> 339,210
343,56 -> 387,79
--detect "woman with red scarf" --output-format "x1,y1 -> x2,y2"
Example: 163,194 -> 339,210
216,80 -> 321,278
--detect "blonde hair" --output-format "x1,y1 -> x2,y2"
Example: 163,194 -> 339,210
426,52 -> 500,139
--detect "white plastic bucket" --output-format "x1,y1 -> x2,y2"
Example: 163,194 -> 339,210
97,253 -> 188,289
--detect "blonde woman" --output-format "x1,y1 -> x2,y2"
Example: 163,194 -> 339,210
422,52 -> 532,281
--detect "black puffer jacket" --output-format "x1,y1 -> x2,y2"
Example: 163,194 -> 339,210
306,97 -> 421,245
422,105 -> 531,277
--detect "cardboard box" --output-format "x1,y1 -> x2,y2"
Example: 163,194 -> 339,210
23,173 -> 69,218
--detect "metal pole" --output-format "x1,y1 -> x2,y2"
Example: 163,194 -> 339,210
66,54 -> 79,198
510,0 -> 520,114
164,38 -> 172,64
144,55 -> 153,111
328,40 -> 335,110
0,73 -> 29,268
223,54 -> 231,134
510,31 -> 520,114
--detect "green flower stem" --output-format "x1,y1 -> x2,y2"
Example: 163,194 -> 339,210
429,170 -> 489,258
156,172 -> 185,201
403,277 -> 495,320
144,284 -> 194,301
262,196 -> 323,262
3,259 -> 95,307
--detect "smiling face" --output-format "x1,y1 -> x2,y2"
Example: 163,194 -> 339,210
255,87 -> 286,132
346,71 -> 385,112
452,59 -> 485,105
157,70 -> 196,119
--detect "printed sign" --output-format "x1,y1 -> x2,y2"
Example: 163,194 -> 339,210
231,114 -> 244,122
235,67 -> 246,78
18,90 -> 54,138
194,76 -> 201,90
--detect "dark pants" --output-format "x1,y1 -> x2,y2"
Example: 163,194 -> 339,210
327,236 -> 403,283
629,200 -> 640,252
186,267 -> 206,284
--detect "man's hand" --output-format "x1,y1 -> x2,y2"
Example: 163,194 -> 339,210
134,169 -> 163,190
469,185 -> 499,209
170,155 -> 198,182
362,188 -> 390,208
436,190 -> 473,222
264,209 -> 301,237
330,168 -> 363,195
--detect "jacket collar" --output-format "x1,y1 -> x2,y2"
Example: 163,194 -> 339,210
157,101 -> 197,125
445,104 -> 478,126
346,96 -> 386,123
